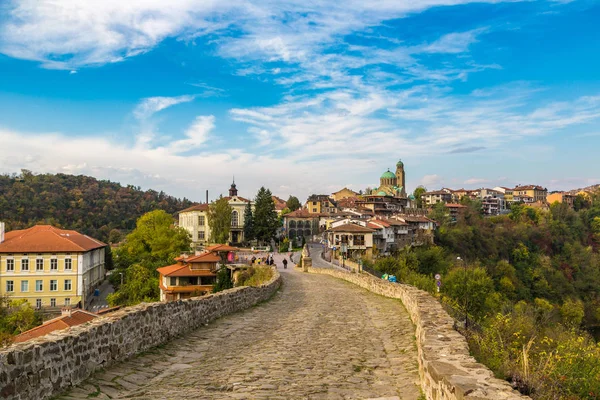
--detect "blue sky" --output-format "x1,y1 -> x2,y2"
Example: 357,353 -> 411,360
0,0 -> 599,202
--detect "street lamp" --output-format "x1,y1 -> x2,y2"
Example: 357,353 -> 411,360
119,272 -> 124,286
457,256 -> 468,329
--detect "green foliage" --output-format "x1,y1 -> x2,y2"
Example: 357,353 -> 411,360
413,186 -> 427,209
279,238 -> 290,253
212,267 -> 233,293
208,196 -> 232,244
107,264 -> 159,306
286,195 -> 302,212
253,187 -> 278,244
236,266 -> 274,287
109,210 -> 191,306
429,202 -> 450,226
0,296 -> 42,347
0,171 -> 193,242
560,298 -> 585,329
243,201 -> 254,243
442,266 -> 498,323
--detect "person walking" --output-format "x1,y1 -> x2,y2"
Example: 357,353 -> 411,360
282,258 -> 288,269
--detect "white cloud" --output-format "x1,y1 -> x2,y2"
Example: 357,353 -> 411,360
464,178 -> 490,185
420,29 -> 485,54
164,115 -> 215,154
420,174 -> 443,188
133,95 -> 196,120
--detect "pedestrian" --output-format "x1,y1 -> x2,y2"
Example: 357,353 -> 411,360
251,256 -> 256,265
283,258 -> 288,269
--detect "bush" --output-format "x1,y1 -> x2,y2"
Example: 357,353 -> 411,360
236,266 -> 274,287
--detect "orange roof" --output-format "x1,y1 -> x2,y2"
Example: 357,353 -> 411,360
0,225 -> 106,253
157,263 -> 217,277
13,310 -> 97,343
179,203 -> 209,213
205,244 -> 240,253
445,203 -> 467,208
186,252 -> 222,262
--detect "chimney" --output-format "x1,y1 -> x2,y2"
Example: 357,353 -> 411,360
206,190 -> 209,204
61,307 -> 72,317
0,222 -> 4,244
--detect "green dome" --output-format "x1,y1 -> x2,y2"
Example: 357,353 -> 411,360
408,194 -> 416,200
377,191 -> 388,196
380,170 -> 396,179
396,159 -> 404,167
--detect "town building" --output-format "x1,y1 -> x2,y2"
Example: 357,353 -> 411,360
305,194 -> 337,214
494,187 -> 514,203
282,209 -> 321,240
547,192 -> 575,208
0,224 -> 106,310
421,190 -> 453,206
157,251 -> 220,301
272,196 -> 288,215
513,185 -> 548,203
330,188 -> 359,202
178,181 -> 253,248
326,222 -> 374,261
445,203 -> 468,221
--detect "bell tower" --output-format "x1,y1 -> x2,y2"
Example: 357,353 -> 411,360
229,177 -> 238,197
395,160 -> 406,197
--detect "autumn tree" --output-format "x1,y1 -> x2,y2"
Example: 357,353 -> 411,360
413,186 -> 427,208
208,196 -> 232,244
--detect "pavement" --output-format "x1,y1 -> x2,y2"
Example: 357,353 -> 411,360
59,258 -> 421,400
85,278 -> 114,312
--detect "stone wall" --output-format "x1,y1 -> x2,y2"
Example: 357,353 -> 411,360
0,268 -> 282,400
306,267 -> 530,400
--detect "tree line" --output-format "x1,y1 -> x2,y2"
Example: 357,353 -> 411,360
0,170 -> 193,243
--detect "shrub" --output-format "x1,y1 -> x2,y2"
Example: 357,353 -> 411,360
236,266 -> 274,287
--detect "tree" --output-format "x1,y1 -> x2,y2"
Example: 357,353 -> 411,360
0,296 -> 41,347
107,264 -> 159,306
243,201 -> 254,243
286,195 -> 302,212
442,266 -> 498,323
430,202 -> 450,226
253,187 -> 278,244
119,210 -> 191,267
212,266 -> 234,293
413,186 -> 427,208
208,196 -> 232,244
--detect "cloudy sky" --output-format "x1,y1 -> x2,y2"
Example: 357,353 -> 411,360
1,0 -> 599,202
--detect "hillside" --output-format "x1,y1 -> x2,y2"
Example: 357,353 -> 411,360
0,171 -> 193,242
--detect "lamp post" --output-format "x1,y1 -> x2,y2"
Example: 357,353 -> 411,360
457,256 -> 468,329
119,272 -> 124,286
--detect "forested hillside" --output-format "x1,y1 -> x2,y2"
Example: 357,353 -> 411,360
0,171 -> 194,242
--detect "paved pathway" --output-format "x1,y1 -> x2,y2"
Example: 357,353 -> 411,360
58,256 -> 421,400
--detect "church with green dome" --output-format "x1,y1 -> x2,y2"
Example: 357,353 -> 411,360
372,159 -> 407,198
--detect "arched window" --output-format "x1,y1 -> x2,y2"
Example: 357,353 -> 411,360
231,211 -> 238,227
289,229 -> 296,238
304,220 -> 311,229
304,229 -> 311,237
289,220 -> 297,228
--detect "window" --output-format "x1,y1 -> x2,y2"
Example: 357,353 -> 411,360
21,258 -> 29,271
198,231 -> 205,240
50,280 -> 58,291
198,216 -> 205,226
35,280 -> 43,292
231,211 -> 238,227
21,280 -> 29,292
50,259 -> 58,271
6,259 -> 14,272
6,281 -> 14,292
312,201 -> 317,205
64,298 -> 71,306
169,277 -> 177,286
312,208 -> 317,212
36,259 -> 44,271
50,298 -> 56,307
64,279 -> 72,291
65,258 -> 72,270
36,299 -> 42,309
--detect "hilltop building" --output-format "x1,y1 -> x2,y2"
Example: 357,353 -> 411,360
0,224 -> 106,310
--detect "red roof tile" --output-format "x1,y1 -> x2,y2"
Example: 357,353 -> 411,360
13,310 -> 98,343
328,223 -> 374,233
0,225 -> 106,253
179,203 -> 209,213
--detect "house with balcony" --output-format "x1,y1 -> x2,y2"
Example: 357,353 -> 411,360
421,190 -> 453,206
157,252 -> 220,301
326,223 -> 374,261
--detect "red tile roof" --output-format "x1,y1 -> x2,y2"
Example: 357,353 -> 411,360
445,203 -> 468,208
157,263 -> 217,277
204,244 -> 240,253
13,310 -> 98,343
0,225 -> 106,253
328,223 -> 374,233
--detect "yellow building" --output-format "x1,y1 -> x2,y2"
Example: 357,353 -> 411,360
331,188 -> 359,202
513,185 -> 548,203
547,192 -> 575,208
305,195 -> 336,214
0,225 -> 106,310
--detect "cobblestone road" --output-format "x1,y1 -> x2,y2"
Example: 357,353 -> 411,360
58,258 -> 421,400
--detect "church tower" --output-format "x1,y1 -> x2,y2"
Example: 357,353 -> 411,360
229,177 -> 238,197
395,160 -> 406,197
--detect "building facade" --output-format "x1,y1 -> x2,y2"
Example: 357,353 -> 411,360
547,192 -> 575,208
0,225 -> 105,310
157,252 -> 220,301
421,190 -> 453,206
513,185 -> 548,203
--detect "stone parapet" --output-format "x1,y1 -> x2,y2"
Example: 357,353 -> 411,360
0,268 -> 282,400
306,267 -> 530,400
